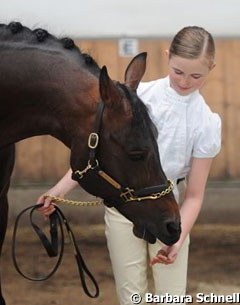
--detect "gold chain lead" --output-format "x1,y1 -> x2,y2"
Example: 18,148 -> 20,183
44,195 -> 103,207
44,180 -> 174,206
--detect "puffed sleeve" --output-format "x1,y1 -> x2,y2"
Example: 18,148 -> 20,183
193,108 -> 222,158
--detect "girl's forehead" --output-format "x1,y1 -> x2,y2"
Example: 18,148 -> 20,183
169,55 -> 210,75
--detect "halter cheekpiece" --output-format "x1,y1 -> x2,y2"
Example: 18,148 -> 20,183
72,101 -> 174,207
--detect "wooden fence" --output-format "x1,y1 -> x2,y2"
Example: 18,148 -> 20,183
11,38 -> 240,183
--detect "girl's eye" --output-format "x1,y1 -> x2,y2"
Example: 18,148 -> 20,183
174,70 -> 183,75
191,75 -> 202,79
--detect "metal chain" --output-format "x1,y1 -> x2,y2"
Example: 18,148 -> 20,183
156,180 -> 174,197
44,180 -> 174,206
44,195 -> 103,207
148,180 -> 174,198
125,180 -> 174,202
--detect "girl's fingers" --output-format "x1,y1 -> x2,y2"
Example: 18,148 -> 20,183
150,249 -> 172,266
36,195 -> 56,217
150,257 -> 169,266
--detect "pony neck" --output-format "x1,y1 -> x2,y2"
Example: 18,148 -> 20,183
0,53 -> 100,148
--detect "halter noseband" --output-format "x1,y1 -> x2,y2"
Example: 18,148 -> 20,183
72,102 -> 174,207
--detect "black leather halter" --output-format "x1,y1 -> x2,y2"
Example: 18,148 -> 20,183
72,102 -> 174,207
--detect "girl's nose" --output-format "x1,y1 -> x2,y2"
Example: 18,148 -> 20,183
179,76 -> 190,87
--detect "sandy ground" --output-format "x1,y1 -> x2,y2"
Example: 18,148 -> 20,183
1,182 -> 240,305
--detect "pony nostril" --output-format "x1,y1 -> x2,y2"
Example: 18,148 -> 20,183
166,221 -> 180,235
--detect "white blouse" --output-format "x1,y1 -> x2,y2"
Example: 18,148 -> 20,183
137,76 -> 221,186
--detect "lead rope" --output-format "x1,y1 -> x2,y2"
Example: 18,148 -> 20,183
44,195 -> 103,207
12,204 -> 99,298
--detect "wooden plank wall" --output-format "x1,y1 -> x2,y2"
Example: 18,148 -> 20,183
12,38 -> 240,183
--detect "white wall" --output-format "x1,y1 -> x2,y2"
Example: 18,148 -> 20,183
1,0 -> 240,38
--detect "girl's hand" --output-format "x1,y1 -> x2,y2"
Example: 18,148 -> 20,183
150,242 -> 181,266
36,193 -> 57,218
36,186 -> 64,218
36,168 -> 78,218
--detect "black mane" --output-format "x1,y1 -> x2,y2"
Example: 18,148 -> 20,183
0,21 -> 100,76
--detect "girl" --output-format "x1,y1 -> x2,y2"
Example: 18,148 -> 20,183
37,26 -> 221,305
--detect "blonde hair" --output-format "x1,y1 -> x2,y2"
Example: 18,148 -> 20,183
169,26 -> 215,65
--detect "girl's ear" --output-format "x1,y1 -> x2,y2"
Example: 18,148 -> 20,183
209,62 -> 216,71
165,49 -> 169,57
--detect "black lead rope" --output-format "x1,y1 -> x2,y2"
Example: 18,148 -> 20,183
12,204 -> 99,298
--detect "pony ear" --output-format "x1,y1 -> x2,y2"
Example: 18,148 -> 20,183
99,66 -> 122,108
124,52 -> 147,91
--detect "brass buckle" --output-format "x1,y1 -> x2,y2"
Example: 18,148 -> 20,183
88,133 -> 99,149
120,187 -> 135,202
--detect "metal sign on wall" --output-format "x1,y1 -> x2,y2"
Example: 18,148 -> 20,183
118,38 -> 139,57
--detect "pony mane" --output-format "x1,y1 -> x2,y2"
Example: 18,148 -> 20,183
0,21 -> 100,76
0,22 -> 157,139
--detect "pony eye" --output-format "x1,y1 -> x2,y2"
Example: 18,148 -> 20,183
128,150 -> 146,161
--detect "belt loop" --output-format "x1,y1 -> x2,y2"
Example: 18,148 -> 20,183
177,177 -> 185,185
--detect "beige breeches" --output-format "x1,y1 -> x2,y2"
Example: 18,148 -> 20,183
104,181 -> 189,305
